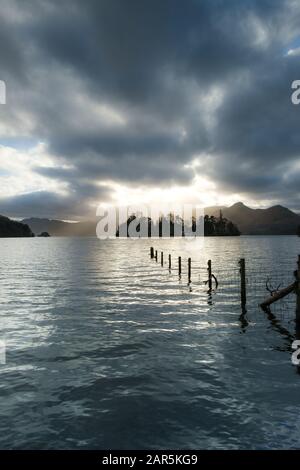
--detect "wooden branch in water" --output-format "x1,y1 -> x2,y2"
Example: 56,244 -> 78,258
204,273 -> 218,289
212,274 -> 219,289
260,281 -> 296,311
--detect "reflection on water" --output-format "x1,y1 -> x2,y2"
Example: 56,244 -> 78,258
0,236 -> 299,449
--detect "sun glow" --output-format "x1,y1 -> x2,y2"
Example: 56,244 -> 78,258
99,176 -> 243,210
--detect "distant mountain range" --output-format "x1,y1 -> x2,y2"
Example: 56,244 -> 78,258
19,202 -> 300,236
205,202 -> 300,235
21,217 -> 98,237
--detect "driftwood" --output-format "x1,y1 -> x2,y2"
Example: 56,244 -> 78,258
266,277 -> 282,296
260,281 -> 296,312
204,274 -> 218,289
212,274 -> 219,289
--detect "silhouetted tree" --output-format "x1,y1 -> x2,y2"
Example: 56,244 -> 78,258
117,212 -> 240,237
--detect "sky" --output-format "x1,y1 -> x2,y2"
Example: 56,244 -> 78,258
0,0 -> 300,220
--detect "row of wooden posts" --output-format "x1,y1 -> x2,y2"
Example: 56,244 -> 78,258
149,246 -> 246,307
150,247 -> 300,322
150,247 -> 186,280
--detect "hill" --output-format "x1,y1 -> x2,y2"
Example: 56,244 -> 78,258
0,215 -> 34,237
22,218 -> 97,237
205,202 -> 300,235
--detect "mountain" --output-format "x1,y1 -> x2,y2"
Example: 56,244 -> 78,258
205,202 -> 300,235
22,202 -> 300,237
22,218 -> 97,237
0,215 -> 34,237
21,218 -> 69,236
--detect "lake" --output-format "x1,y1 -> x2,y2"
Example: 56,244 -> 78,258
0,235 -> 299,449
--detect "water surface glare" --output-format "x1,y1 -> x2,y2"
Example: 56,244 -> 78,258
0,236 -> 300,449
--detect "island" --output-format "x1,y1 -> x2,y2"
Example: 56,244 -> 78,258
116,211 -> 240,237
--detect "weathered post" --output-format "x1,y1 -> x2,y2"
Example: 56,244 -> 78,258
178,256 -> 182,277
150,247 -> 154,259
188,258 -> 191,284
208,260 -> 212,291
161,251 -> 164,266
296,255 -> 300,324
169,254 -> 171,270
239,258 -> 247,307
155,250 -> 158,262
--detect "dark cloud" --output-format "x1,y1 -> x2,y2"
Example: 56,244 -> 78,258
0,191 -> 77,219
0,0 -> 299,217
202,54 -> 300,197
0,17 -> 26,84
0,186 -> 111,220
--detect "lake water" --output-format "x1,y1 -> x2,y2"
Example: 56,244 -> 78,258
0,236 -> 300,449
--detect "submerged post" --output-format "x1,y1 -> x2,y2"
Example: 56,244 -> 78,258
161,251 -> 164,266
178,256 -> 182,277
155,250 -> 158,262
296,255 -> 300,324
188,258 -> 191,284
150,247 -> 154,259
239,258 -> 247,306
208,260 -> 212,290
169,254 -> 171,270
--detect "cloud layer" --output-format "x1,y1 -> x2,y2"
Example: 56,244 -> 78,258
0,0 -> 299,218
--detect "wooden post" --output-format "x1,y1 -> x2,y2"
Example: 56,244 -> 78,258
155,250 -> 158,262
296,255 -> 300,324
150,247 -> 154,259
178,256 -> 181,276
169,254 -> 171,270
161,251 -> 163,266
188,258 -> 191,284
239,258 -> 246,306
208,260 -> 212,290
